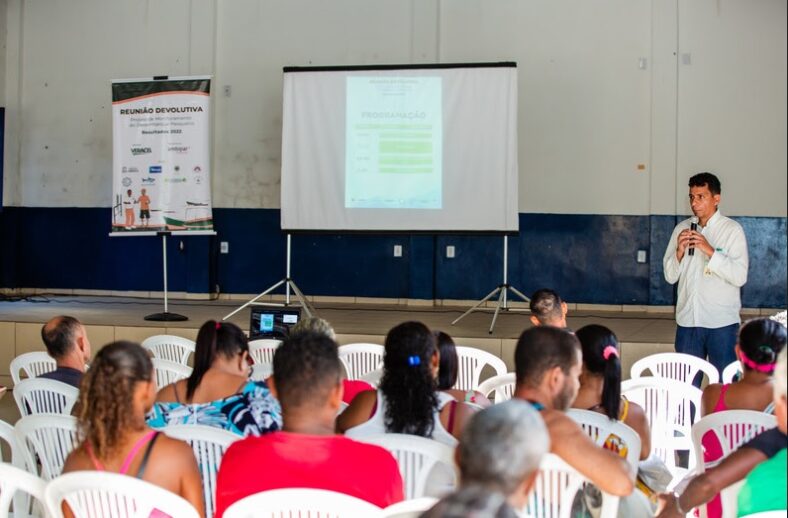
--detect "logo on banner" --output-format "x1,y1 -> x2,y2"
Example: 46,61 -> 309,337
149,166 -> 162,174
174,165 -> 181,173
165,177 -> 187,184
122,177 -> 132,187
142,177 -> 156,185
168,145 -> 189,154
194,176 -> 204,185
122,166 -> 139,173
193,166 -> 202,174
131,147 -> 152,156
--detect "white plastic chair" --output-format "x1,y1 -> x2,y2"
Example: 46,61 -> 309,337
359,367 -> 384,387
14,414 -> 78,481
13,378 -> 79,417
718,479 -> 745,518
622,378 -> 703,480
249,362 -> 273,381
353,433 -> 457,500
382,497 -> 439,518
222,488 -> 384,518
9,352 -> 57,385
0,420 -> 16,464
476,372 -> 516,403
453,346 -> 508,392
162,424 -> 240,518
141,335 -> 196,365
338,343 -> 385,381
566,409 -> 641,471
0,462 -> 47,518
44,471 -> 201,518
721,361 -> 742,384
631,352 -> 719,385
152,358 -> 193,388
525,453 -> 619,518
248,339 -> 282,366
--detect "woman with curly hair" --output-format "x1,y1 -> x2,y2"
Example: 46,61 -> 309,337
336,321 -> 477,446
62,341 -> 204,516
149,320 -> 281,436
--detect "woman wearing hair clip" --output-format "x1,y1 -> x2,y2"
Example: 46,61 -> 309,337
336,321 -> 478,447
698,317 -> 786,518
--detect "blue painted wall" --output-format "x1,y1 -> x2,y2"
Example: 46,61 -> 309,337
0,207 -> 785,308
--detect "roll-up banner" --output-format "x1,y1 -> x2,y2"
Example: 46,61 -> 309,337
111,76 -> 212,234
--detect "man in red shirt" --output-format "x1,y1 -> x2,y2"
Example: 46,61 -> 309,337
214,333 -> 404,517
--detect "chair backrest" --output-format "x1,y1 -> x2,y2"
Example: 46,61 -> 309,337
249,362 -> 273,381
0,462 -> 47,518
382,496 -> 439,518
476,372 -> 516,403
719,479 -> 745,518
359,366 -> 384,387
354,433 -> 457,500
691,410 -> 777,472
141,335 -> 196,365
162,424 -> 240,518
453,346 -> 508,392
13,378 -> 79,417
152,358 -> 193,389
338,343 -> 385,381
525,453 -> 619,518
566,409 -> 641,471
14,414 -> 79,481
721,361 -> 742,384
630,352 -> 720,385
10,352 -> 57,385
44,470 -> 201,518
621,377 -> 703,477
223,488 -> 384,518
0,420 -> 15,464
248,339 -> 283,366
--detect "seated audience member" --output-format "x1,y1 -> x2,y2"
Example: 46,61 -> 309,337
572,324 -> 651,460
39,315 -> 91,388
148,320 -> 281,436
337,321 -> 478,446
529,288 -> 569,328
422,400 -> 549,518
513,326 -> 634,497
698,317 -> 786,517
434,331 -> 491,408
656,347 -> 788,517
214,332 -> 403,517
289,316 -> 373,404
63,341 -> 204,517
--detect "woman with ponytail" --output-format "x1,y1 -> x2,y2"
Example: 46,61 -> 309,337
337,321 -> 477,446
571,324 -> 651,461
63,341 -> 204,517
148,320 -> 281,436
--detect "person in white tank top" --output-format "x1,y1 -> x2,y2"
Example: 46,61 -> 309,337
337,321 -> 477,446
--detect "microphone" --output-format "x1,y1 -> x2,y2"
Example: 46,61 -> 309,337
688,216 -> 698,256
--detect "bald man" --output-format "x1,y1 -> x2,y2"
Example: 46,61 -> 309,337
39,316 -> 91,388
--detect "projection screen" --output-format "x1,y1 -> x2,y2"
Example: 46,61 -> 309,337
281,63 -> 518,232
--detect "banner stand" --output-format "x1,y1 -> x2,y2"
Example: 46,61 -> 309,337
143,232 -> 187,321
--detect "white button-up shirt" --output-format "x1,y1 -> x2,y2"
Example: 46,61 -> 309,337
663,211 -> 748,328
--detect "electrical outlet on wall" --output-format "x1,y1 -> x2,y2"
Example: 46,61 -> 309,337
637,250 -> 647,263
446,245 -> 455,258
393,245 -> 402,257
220,242 -> 229,254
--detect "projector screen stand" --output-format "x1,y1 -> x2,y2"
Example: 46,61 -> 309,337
451,235 -> 530,334
222,234 -> 315,321
145,233 -> 188,322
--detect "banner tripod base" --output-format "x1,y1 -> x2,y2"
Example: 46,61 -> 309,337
145,232 -> 188,322
144,312 -> 188,322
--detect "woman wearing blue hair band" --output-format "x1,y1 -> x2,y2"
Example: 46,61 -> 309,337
337,321 -> 478,446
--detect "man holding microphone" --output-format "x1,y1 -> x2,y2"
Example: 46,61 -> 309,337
663,172 -> 749,378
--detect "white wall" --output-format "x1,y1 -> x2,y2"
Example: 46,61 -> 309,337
2,0 -> 786,217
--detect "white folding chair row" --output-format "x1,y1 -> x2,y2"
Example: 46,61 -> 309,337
630,352 -> 719,385
352,434 -> 457,500
722,360 -> 742,384
621,377 -> 703,480
152,358 -> 193,388
248,339 -> 282,366
476,372 -> 516,403
566,409 -> 641,471
525,453 -> 619,518
223,487 -> 384,518
14,414 -> 79,481
10,352 -> 57,385
141,335 -> 196,365
13,378 -> 79,417
452,346 -> 508,392
0,462 -> 47,518
162,424 -> 240,518
338,343 -> 385,381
